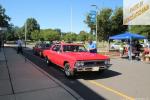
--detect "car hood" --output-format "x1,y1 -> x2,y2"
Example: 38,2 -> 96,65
63,52 -> 109,61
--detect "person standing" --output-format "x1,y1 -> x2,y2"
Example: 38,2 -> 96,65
17,38 -> 23,54
119,42 -> 124,57
88,39 -> 97,53
135,41 -> 142,56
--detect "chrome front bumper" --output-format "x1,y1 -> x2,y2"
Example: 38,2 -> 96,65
75,66 -> 108,72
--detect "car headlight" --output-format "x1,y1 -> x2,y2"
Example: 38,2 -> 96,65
75,61 -> 84,67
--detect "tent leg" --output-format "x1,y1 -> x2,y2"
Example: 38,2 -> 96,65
129,38 -> 132,61
108,39 -> 110,52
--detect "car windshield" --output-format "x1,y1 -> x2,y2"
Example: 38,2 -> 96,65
45,43 -> 51,47
63,45 -> 87,52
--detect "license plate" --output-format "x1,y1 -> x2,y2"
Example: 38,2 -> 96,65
92,67 -> 99,71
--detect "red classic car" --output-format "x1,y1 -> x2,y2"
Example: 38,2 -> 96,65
33,42 -> 51,57
43,43 -> 110,77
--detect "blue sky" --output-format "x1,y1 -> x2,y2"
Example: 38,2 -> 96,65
0,0 -> 122,33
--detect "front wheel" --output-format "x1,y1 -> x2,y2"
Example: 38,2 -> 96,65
64,63 -> 74,78
99,69 -> 106,73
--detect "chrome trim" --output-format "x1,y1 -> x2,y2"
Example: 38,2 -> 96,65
74,60 -> 109,68
76,66 -> 108,72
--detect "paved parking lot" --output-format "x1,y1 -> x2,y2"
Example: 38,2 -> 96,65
77,58 -> 150,100
4,44 -> 150,100
20,45 -> 150,100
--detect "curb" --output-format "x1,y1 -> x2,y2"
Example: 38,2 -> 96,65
25,56 -> 84,100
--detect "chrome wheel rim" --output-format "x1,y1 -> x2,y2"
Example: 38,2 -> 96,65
65,65 -> 70,76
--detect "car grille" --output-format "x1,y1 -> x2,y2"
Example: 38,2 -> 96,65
84,61 -> 105,67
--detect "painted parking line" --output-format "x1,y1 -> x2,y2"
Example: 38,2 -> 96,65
88,80 -> 135,100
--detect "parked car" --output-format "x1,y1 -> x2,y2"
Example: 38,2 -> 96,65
145,42 -> 150,48
110,42 -> 121,50
33,42 -> 51,57
43,43 -> 110,77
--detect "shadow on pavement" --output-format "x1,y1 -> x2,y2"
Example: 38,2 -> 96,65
74,69 -> 121,80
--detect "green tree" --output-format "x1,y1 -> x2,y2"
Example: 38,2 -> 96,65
63,32 -> 77,42
0,5 -> 10,27
16,27 -> 25,39
5,24 -> 15,41
97,8 -> 113,40
84,14 -> 95,34
130,25 -> 150,39
5,24 -> 22,41
31,30 -> 41,41
111,7 -> 128,36
54,28 -> 61,35
84,7 -> 128,41
41,29 -> 61,41
78,31 -> 89,41
24,18 -> 40,40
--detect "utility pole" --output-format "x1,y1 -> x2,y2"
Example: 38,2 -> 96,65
70,6 -> 72,34
91,5 -> 98,43
25,22 -> 27,48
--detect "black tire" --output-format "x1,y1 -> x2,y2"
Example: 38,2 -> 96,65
33,50 -> 36,55
39,51 -> 43,58
64,63 -> 74,78
45,57 -> 51,65
99,69 -> 106,73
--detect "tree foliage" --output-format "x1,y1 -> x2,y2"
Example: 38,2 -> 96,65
84,14 -> 95,34
78,31 -> 90,41
31,30 -> 41,41
5,24 -> 15,40
85,7 -> 128,41
130,25 -> 150,39
63,32 -> 77,42
97,8 -> 113,40
0,5 -> 10,27
23,18 -> 40,40
111,7 -> 128,36
40,29 -> 61,41
5,24 -> 23,41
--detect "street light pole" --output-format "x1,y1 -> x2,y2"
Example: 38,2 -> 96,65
96,11 -> 98,43
70,6 -> 72,34
25,22 -> 27,48
91,5 -> 98,43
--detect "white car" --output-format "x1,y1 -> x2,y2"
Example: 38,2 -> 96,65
146,42 -> 150,48
141,42 -> 150,48
110,43 -> 121,50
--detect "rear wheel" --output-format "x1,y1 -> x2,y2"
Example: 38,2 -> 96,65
39,51 -> 43,57
33,49 -> 36,55
45,57 -> 51,65
64,63 -> 74,78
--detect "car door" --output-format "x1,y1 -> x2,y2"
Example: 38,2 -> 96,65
50,45 -> 62,65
